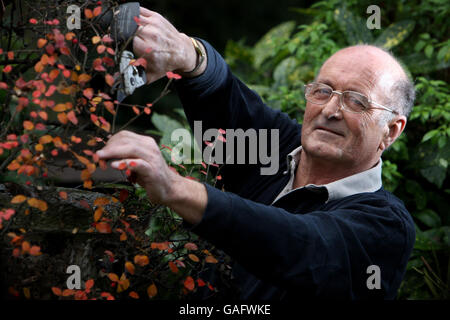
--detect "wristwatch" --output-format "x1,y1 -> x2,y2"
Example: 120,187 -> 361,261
184,37 -> 205,75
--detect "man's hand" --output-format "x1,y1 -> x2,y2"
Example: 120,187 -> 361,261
96,130 -> 207,225
133,7 -> 206,84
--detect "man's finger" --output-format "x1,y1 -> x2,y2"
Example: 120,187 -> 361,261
139,7 -> 153,17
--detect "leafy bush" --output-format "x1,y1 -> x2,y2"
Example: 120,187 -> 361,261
225,0 -> 449,299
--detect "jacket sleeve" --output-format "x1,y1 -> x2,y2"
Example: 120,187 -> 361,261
189,183 -> 415,298
174,39 -> 301,192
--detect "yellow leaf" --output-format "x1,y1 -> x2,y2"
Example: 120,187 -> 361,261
11,195 -> 27,204
147,283 -> 157,298
92,36 -> 101,44
107,273 -> 119,282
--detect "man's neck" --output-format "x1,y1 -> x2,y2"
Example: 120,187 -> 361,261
293,150 -> 378,189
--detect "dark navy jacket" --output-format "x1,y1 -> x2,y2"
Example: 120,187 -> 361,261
174,39 -> 415,300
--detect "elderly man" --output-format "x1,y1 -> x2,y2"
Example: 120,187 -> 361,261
96,7 -> 416,299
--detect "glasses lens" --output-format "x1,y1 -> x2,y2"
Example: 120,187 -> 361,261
306,84 -> 332,104
342,91 -> 370,113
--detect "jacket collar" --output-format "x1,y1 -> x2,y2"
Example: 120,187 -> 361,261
275,146 -> 383,203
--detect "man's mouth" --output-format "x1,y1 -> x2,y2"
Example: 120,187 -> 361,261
315,126 -> 344,136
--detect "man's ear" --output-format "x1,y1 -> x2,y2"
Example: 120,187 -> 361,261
379,115 -> 407,151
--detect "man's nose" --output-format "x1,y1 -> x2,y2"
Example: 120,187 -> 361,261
321,93 -> 343,120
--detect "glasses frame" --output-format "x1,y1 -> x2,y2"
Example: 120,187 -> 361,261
304,82 -> 399,115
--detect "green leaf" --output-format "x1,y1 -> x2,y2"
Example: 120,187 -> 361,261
252,21 -> 296,69
425,45 -> 434,58
421,129 -> 438,142
374,20 -> 415,50
415,209 -> 442,228
333,7 -> 373,45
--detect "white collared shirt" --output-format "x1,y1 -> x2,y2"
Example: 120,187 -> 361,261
272,146 -> 383,204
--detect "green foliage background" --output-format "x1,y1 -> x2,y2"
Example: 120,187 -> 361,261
222,0 -> 450,299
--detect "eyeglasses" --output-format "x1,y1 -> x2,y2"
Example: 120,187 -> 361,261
304,82 -> 398,114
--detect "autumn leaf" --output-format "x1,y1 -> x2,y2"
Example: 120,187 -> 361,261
168,261 -> 179,274
83,88 -> 94,100
96,222 -> 112,233
166,71 -> 182,80
91,36 -> 101,44
23,120 -> 34,130
134,254 -> 149,267
11,195 -> 27,204
93,207 -> 103,222
93,6 -> 102,17
108,273 -> 119,282
66,110 -> 78,125
125,261 -> 135,275
94,197 -> 110,206
29,246 -> 41,256
29,18 -> 38,24
205,255 -> 218,264
59,191 -> 68,200
147,284 -> 157,298
105,74 -> 114,87
184,242 -> 198,251
85,279 -> 94,293
97,45 -> 106,54
188,254 -> 200,262
184,276 -> 195,291
78,73 -> 91,83
51,287 -> 62,296
27,198 -> 48,211
37,38 -> 47,48
85,8 -> 94,19
129,291 -> 139,299
22,241 -> 30,253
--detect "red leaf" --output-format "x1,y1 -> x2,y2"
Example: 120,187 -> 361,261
184,276 -> 195,291
166,71 -> 181,80
3,65 -> 12,73
29,18 -> 38,24
51,287 -> 62,296
83,88 -> 94,100
96,222 -> 112,234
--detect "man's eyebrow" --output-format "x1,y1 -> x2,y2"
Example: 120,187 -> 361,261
317,78 -> 371,95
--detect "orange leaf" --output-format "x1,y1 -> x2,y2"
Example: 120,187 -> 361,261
129,291 -> 139,299
53,103 -> 67,112
59,191 -> 68,200
22,241 -> 30,253
85,8 -> 93,19
39,135 -> 53,144
91,36 -> 101,44
51,287 -> 62,296
184,276 -> 195,291
29,246 -> 41,256
144,107 -> 151,115
78,73 -> 91,83
120,232 -> 127,241
11,195 -> 27,204
23,120 -> 34,130
118,162 -> 127,170
96,222 -> 111,233
103,101 -> 115,115
125,261 -> 135,275
93,6 -> 102,17
93,207 -> 103,222
188,254 -> 200,262
132,106 -> 140,115
62,289 -> 75,297
27,198 -> 48,211
105,74 -> 114,87
205,255 -> 218,264
57,112 -> 68,124
134,254 -> 149,267
85,279 -> 94,292
94,197 -> 110,206
37,38 -> 47,48
147,284 -> 157,298
108,273 -> 119,282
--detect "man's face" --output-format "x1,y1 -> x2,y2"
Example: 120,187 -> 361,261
301,48 -> 392,168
